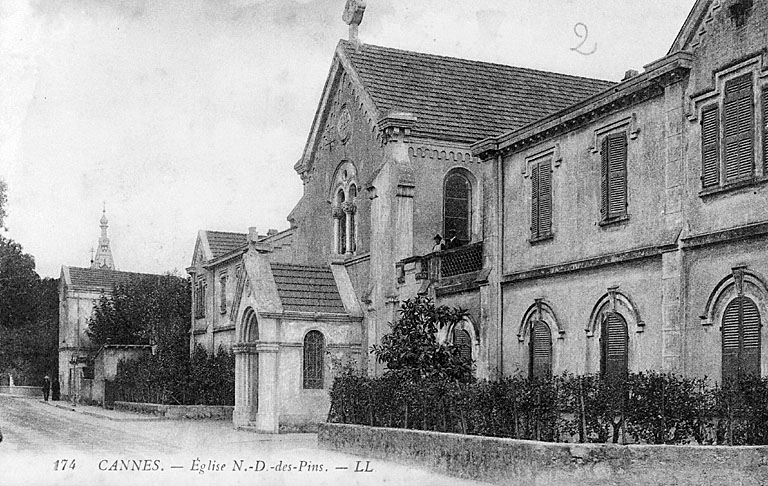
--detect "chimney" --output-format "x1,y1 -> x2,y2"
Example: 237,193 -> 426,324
622,69 -> 639,81
343,0 -> 367,47
267,229 -> 278,236
248,227 -> 260,242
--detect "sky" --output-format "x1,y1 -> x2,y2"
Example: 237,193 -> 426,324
0,0 -> 695,278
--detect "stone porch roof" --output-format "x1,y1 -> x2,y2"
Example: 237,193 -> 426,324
270,263 -> 346,314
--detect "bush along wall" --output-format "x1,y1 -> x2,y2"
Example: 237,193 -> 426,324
328,369 -> 768,446
110,344 -> 234,406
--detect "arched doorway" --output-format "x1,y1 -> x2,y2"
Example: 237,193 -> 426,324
234,307 -> 259,426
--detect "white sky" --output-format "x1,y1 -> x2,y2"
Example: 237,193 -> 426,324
0,0 -> 695,278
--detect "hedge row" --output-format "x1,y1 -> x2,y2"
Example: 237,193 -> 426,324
110,345 -> 234,406
328,369 -> 768,446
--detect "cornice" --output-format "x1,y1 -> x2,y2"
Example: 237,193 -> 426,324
472,52 -> 693,161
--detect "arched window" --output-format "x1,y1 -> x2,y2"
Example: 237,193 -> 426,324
348,184 -> 357,253
303,331 -> 325,389
453,328 -> 472,362
529,320 -> 552,380
330,161 -> 358,256
600,312 -> 628,380
444,172 -> 471,245
336,191 -> 346,255
722,296 -> 761,383
242,307 -> 259,342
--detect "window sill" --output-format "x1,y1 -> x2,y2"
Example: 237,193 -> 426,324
529,233 -> 554,245
599,214 -> 629,227
699,176 -> 768,199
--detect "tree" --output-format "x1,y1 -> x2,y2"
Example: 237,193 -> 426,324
87,274 -> 190,352
371,296 -> 473,381
0,235 -> 39,329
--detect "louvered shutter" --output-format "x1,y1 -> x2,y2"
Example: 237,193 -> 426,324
600,137 -> 609,217
539,160 -> 552,237
701,104 -> 721,188
723,74 -> 754,182
722,296 -> 762,383
601,313 -> 628,381
529,320 -> 552,380
721,299 -> 741,385
763,86 -> 767,173
606,133 -> 628,218
454,329 -> 472,363
740,297 -> 761,378
530,163 -> 540,238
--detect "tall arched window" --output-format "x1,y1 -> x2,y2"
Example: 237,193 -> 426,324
303,331 -> 325,389
600,312 -> 628,380
330,161 -> 358,256
444,172 -> 471,245
529,320 -> 552,380
453,328 -> 472,362
336,191 -> 346,254
722,296 -> 761,383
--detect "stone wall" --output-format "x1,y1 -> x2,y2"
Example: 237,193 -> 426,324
0,385 -> 43,398
113,401 -> 233,420
319,423 -> 768,486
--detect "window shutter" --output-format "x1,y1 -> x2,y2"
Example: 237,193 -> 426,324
530,163 -> 540,238
539,160 -> 552,237
701,104 -> 721,188
721,299 -> 741,385
740,297 -> 761,379
601,312 -> 628,380
606,133 -> 628,218
600,137 -> 609,216
723,73 -> 754,182
530,320 -> 552,380
763,86 -> 767,173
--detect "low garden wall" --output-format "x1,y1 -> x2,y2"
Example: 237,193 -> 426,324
319,423 -> 768,486
0,385 -> 42,398
113,401 -> 233,420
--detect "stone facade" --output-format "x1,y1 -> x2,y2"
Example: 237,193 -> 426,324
473,0 -> 768,383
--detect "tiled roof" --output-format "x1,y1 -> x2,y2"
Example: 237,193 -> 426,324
206,231 -> 247,259
66,267 -> 160,289
270,263 -> 346,314
341,41 -> 616,144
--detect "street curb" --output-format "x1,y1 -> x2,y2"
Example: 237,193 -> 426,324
41,400 -> 166,422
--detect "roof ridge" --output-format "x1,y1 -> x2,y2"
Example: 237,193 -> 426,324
340,39 -> 616,85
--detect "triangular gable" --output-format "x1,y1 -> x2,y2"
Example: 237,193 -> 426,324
190,230 -> 213,267
294,42 -> 381,180
668,0 -> 718,54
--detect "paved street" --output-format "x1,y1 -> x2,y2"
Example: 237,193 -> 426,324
0,395 -> 490,486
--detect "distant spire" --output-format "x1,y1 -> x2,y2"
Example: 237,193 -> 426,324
91,205 -> 115,270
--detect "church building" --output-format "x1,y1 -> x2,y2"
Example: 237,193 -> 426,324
189,0 -> 613,432
59,209 -> 161,400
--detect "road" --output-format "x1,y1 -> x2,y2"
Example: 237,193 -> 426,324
0,395 -> 490,486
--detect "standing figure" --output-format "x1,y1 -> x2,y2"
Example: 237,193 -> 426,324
431,234 -> 444,253
445,229 -> 459,250
42,375 -> 51,402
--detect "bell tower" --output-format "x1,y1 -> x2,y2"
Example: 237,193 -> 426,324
91,205 -> 115,270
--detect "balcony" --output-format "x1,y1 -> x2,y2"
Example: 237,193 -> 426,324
397,242 -> 484,292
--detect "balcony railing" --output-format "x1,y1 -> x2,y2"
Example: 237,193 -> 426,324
398,242 -> 484,283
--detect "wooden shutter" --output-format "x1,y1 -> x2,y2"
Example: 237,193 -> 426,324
741,297 -> 761,378
454,328 -> 472,362
530,163 -> 540,238
529,320 -> 552,380
722,296 -> 762,383
539,160 -> 552,237
606,133 -> 628,218
763,86 -> 767,174
701,104 -> 721,188
601,312 -> 628,380
723,73 -> 754,182
600,137 -> 609,217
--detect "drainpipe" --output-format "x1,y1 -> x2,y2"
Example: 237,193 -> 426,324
496,150 -> 505,378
